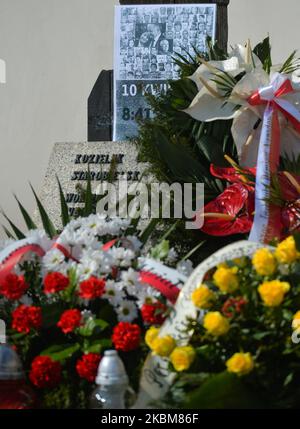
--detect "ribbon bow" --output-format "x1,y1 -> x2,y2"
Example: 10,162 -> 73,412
247,73 -> 300,243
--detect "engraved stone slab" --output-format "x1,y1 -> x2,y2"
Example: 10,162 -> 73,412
38,141 -> 149,229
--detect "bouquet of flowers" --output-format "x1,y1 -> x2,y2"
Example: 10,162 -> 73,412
136,37 -> 300,253
145,235 -> 300,409
0,214 -> 189,409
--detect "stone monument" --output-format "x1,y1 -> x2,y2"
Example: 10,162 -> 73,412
38,1 -> 229,228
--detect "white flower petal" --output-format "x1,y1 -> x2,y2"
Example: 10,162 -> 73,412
184,86 -> 237,122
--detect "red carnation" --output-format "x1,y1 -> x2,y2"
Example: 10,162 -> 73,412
44,272 -> 69,294
0,273 -> 28,300
57,309 -> 82,334
222,297 -> 247,318
141,301 -> 167,325
112,322 -> 141,352
76,353 -> 101,382
29,356 -> 61,389
78,277 -> 106,300
12,305 -> 42,334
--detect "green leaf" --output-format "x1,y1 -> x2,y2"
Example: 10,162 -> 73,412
139,218 -> 160,244
30,184 -> 57,238
42,303 -> 66,328
181,240 -> 205,262
150,240 -> 170,260
40,343 -> 80,362
1,210 -> 26,239
84,167 -> 93,217
284,373 -> 294,387
280,50 -> 300,74
78,318 -> 109,337
153,129 -> 207,182
253,37 -> 272,73
83,338 -> 112,354
252,331 -> 272,340
184,372 -> 266,409
2,225 -> 15,239
13,194 -> 37,230
196,135 -> 228,166
56,176 -> 70,226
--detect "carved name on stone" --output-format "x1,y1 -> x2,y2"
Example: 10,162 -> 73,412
38,141 -> 149,228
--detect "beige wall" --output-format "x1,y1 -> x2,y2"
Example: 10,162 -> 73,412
0,0 -> 299,238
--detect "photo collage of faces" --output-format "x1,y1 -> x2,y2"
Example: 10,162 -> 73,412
118,5 -> 215,81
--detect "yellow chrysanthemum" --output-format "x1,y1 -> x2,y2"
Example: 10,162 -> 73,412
275,236 -> 298,264
226,352 -> 254,376
258,280 -> 290,307
191,284 -> 215,309
252,248 -> 276,276
151,335 -> 176,357
292,311 -> 300,330
170,346 -> 196,372
203,311 -> 230,336
145,326 -> 160,349
213,265 -> 239,293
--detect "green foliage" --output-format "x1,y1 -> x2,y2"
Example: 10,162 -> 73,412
78,318 -> 109,337
56,176 -> 70,227
30,183 -> 57,238
40,343 -> 81,362
13,194 -> 37,230
253,36 -> 272,73
1,209 -> 26,239
134,41 -> 243,261
280,50 -> 300,74
150,240 -> 170,260
184,372 -> 265,409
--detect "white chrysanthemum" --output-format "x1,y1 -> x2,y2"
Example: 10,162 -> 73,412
25,229 -> 52,251
80,248 -> 114,275
42,249 -> 65,271
106,218 -> 130,236
103,280 -> 126,304
76,260 -> 99,281
115,300 -> 138,323
59,228 -> 80,247
40,260 -> 77,278
121,268 -> 140,286
135,286 -> 160,308
109,247 -> 135,267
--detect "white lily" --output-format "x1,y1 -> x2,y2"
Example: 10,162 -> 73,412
184,43 -> 262,122
185,41 -> 300,167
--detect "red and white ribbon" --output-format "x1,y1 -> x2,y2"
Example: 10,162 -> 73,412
248,73 -> 300,243
0,238 -> 46,283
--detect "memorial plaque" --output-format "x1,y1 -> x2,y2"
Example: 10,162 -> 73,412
38,142 -> 149,228
113,3 -> 217,141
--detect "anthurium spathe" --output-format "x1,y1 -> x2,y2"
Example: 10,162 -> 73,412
201,183 -> 254,236
210,163 -> 256,190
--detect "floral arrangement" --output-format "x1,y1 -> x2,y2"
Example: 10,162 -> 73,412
0,214 -> 189,409
136,37 -> 300,256
145,235 -> 300,409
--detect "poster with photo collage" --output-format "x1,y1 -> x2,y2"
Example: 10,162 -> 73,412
113,4 -> 216,141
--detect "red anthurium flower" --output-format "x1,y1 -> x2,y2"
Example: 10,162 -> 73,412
278,172 -> 300,234
201,183 -> 254,236
210,164 -> 256,191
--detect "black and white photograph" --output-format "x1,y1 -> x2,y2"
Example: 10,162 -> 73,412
113,4 -> 217,141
